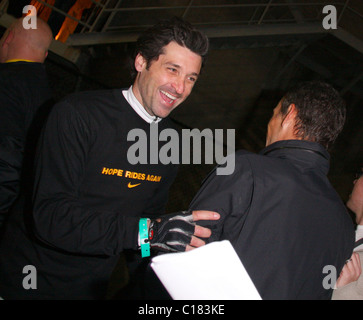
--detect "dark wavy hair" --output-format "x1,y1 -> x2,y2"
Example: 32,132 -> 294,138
130,16 -> 209,80
280,81 -> 346,149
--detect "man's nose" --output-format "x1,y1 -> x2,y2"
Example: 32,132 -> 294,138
172,76 -> 185,94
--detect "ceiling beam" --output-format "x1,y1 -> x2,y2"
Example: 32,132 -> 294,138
334,28 -> 363,56
67,22 -> 328,46
67,22 -> 363,59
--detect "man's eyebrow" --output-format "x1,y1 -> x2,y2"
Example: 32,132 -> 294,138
165,62 -> 182,70
164,61 -> 180,67
165,62 -> 200,77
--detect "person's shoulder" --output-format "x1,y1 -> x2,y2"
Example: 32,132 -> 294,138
0,61 -> 44,74
55,89 -> 123,113
0,62 -> 45,85
235,149 -> 255,158
225,148 -> 270,175
214,149 -> 256,176
62,89 -> 118,105
233,149 -> 263,164
220,149 -> 258,165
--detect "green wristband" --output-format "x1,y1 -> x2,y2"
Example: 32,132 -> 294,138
139,218 -> 150,258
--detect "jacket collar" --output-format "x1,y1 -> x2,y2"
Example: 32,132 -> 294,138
260,140 -> 330,174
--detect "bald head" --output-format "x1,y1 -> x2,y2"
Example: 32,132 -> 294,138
0,17 -> 53,63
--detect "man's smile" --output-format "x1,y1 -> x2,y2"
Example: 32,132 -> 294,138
160,90 -> 178,105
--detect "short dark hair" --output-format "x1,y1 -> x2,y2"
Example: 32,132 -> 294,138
280,81 -> 346,149
130,16 -> 209,80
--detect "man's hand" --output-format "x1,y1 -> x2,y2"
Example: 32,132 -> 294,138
186,210 -> 219,251
336,252 -> 362,288
147,210 -> 219,253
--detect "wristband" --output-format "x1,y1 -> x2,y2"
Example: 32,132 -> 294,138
139,218 -> 150,258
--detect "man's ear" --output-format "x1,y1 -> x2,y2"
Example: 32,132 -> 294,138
1,30 -> 13,47
134,53 -> 147,72
282,103 -> 297,128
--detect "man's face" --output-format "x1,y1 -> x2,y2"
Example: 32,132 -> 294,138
266,100 -> 285,146
132,41 -> 202,118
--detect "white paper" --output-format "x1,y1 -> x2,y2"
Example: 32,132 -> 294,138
150,240 -> 261,300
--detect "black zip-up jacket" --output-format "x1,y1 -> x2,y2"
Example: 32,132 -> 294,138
190,140 -> 355,300
0,89 -> 178,299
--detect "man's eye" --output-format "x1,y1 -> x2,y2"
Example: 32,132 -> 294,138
168,67 -> 177,73
188,77 -> 197,83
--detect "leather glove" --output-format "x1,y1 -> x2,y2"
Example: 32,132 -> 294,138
148,210 -> 196,253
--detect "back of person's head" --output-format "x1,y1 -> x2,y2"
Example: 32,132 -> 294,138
280,81 -> 346,149
130,16 -> 209,80
0,17 -> 53,63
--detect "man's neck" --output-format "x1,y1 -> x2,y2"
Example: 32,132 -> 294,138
122,86 -> 162,124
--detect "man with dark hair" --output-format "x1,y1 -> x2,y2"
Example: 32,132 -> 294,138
278,81 -> 346,149
189,80 -> 355,300
0,17 -> 218,300
130,16 -> 209,81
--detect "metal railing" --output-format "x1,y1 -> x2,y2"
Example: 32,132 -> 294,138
6,0 -> 363,45
28,0 -> 361,32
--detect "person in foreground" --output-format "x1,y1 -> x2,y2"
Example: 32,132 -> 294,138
189,80 -> 355,300
0,17 -> 218,300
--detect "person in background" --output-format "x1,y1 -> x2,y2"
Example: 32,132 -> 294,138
333,167 -> 363,299
0,16 -> 219,300
0,17 -> 53,231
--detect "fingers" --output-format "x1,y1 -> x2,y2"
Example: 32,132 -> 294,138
194,224 -> 212,238
185,225 -> 212,251
184,210 -> 220,252
192,210 -> 220,221
346,252 -> 362,276
185,235 -> 206,251
337,252 -> 362,288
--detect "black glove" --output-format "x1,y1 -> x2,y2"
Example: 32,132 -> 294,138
148,210 -> 196,253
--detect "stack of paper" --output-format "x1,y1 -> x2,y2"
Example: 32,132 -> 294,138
151,240 -> 261,300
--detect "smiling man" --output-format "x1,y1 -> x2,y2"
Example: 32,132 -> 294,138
133,41 -> 202,119
0,17 -> 219,300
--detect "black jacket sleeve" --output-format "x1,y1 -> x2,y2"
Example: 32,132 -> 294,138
32,100 -> 139,256
188,151 -> 254,242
